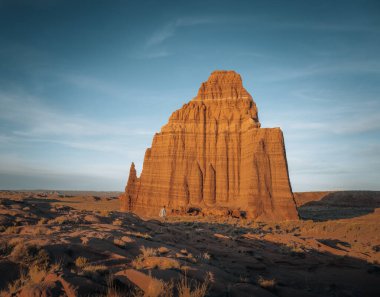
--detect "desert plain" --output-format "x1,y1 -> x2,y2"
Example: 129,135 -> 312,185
0,190 -> 379,297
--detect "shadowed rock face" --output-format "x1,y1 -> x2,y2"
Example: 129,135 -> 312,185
120,70 -> 298,221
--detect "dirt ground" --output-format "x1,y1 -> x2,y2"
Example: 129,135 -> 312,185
0,190 -> 379,296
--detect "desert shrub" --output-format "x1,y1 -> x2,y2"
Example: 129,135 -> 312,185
131,255 -> 144,270
176,250 -> 196,263
104,281 -> 125,297
29,264 -> 47,284
75,256 -> 88,268
4,226 -> 20,234
50,258 -> 63,272
11,244 -> 50,267
132,246 -> 158,269
125,230 -> 152,239
201,252 -> 211,261
140,246 -> 157,258
137,257 -> 180,270
83,264 -> 107,273
257,276 -> 276,290
177,274 -> 209,297
35,249 -> 50,268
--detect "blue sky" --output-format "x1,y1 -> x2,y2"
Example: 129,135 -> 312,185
0,0 -> 379,191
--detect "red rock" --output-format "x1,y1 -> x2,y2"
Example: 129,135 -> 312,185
120,70 -> 298,221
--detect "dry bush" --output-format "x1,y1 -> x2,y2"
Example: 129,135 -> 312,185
125,230 -> 152,239
201,252 -> 211,261
29,264 -> 48,284
132,246 -> 158,269
83,264 -> 107,273
257,276 -> 276,290
4,226 -> 19,234
177,274 -> 210,297
50,258 -> 63,273
140,246 -> 157,258
11,244 -> 50,267
142,257 -> 181,270
131,255 -> 144,270
75,256 -> 88,268
1,264 -> 50,296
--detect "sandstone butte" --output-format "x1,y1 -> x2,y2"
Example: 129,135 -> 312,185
120,70 -> 299,221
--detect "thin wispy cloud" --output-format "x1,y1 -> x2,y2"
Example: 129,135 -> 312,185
137,16 -> 222,59
259,59 -> 380,82
0,91 -> 153,138
146,16 -> 218,47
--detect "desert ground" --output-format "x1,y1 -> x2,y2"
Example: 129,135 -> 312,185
0,190 -> 379,297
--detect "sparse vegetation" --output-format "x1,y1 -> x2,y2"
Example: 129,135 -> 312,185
177,274 -> 210,297
75,256 -> 89,268
29,264 -> 48,283
0,190 -> 379,297
202,252 -> 211,261
4,226 -> 20,234
11,244 -> 50,267
132,246 -> 158,269
125,230 -> 152,239
84,264 -> 107,272
140,246 -> 157,258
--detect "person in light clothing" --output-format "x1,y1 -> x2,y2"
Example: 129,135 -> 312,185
159,205 -> 167,219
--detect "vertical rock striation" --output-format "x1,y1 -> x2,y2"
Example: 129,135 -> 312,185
120,70 -> 298,221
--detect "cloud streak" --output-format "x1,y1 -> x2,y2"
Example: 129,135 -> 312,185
0,90 -> 154,161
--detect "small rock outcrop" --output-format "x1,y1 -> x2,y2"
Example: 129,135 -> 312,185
120,70 -> 298,221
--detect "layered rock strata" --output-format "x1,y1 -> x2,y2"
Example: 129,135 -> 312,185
120,71 -> 298,220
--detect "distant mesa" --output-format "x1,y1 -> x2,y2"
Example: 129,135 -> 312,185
120,70 -> 298,221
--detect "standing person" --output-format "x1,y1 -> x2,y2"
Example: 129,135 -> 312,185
159,205 -> 167,220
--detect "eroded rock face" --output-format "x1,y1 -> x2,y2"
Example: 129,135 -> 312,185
120,70 -> 298,221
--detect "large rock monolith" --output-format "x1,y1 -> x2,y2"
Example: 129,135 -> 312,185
120,70 -> 298,221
